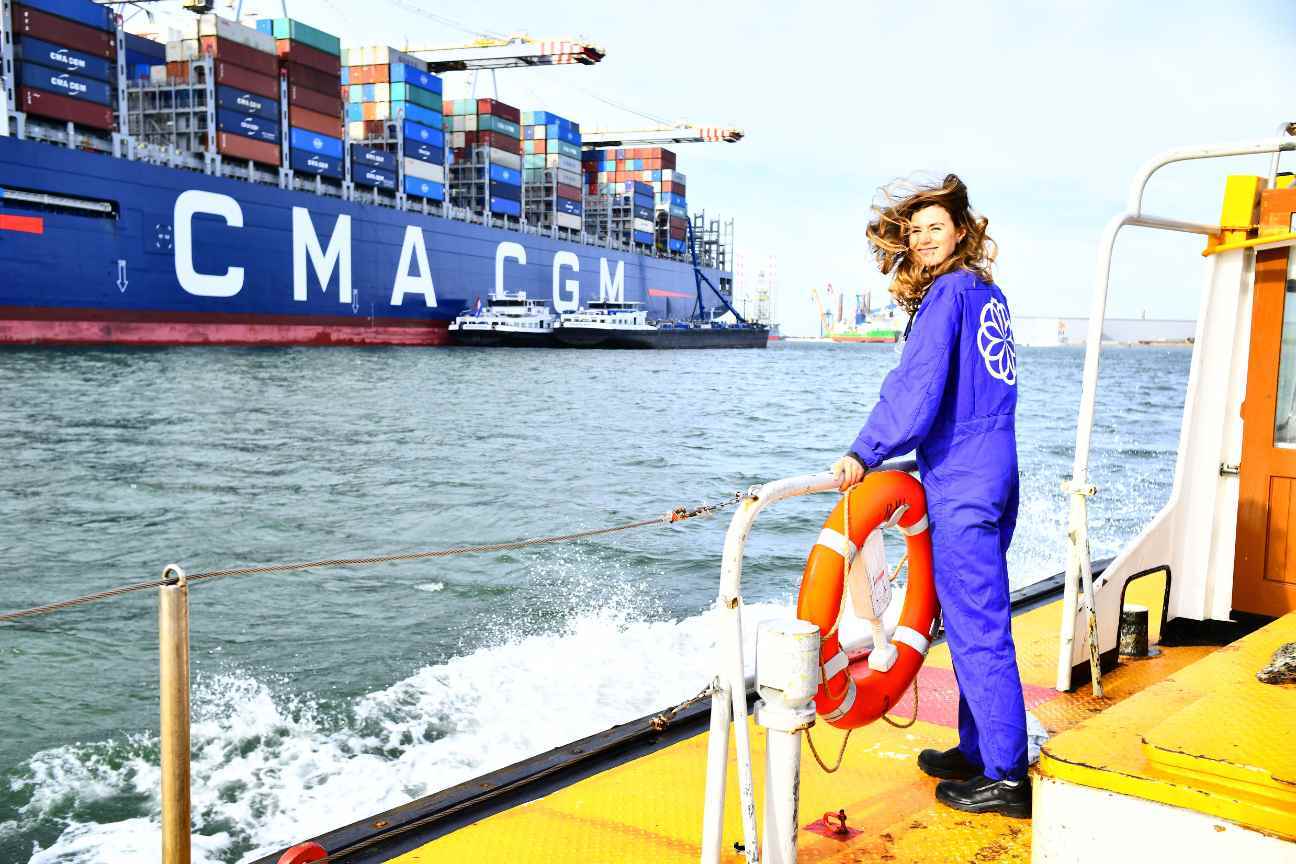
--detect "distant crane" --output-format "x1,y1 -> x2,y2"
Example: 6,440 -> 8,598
410,35 -> 606,72
811,284 -> 833,338
580,125 -> 743,147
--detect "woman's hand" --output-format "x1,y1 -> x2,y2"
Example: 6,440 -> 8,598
831,454 -> 867,491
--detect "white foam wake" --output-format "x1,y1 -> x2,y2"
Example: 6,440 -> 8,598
16,601 -> 797,864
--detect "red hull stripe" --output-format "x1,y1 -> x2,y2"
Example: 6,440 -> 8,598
0,214 -> 44,235
0,317 -> 452,346
647,288 -> 692,299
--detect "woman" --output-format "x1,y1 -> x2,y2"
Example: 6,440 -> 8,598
830,174 -> 1029,818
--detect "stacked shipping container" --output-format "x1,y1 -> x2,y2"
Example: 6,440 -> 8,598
168,15 -> 282,165
444,98 -> 522,217
11,0 -> 118,131
124,33 -> 164,80
582,147 -> 688,252
342,47 -> 444,200
256,17 -> 343,179
520,111 -> 582,231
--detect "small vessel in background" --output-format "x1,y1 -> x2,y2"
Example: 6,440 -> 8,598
552,301 -> 768,348
448,293 -> 557,347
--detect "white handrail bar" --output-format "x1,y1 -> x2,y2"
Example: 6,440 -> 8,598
1058,136 -> 1296,694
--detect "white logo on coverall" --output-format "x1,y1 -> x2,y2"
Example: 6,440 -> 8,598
977,297 -> 1017,385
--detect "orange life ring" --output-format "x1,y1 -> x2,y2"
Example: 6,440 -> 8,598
796,470 -> 938,729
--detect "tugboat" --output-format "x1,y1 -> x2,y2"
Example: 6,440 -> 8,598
257,134 -> 1296,863
448,293 -> 558,347
553,301 -> 769,349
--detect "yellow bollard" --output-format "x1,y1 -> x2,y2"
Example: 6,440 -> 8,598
159,565 -> 191,864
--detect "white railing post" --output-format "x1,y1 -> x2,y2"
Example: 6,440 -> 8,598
159,565 -> 191,864
753,619 -> 820,864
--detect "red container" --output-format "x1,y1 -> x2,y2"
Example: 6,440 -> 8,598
19,86 -> 113,130
289,105 -> 342,138
280,61 -> 338,96
216,60 -> 278,99
13,4 -> 115,60
276,40 -> 340,77
475,98 -> 519,124
198,36 -> 279,78
662,181 -> 685,195
472,131 -> 521,155
288,84 -> 342,116
669,215 -> 688,229
216,131 -> 281,166
166,61 -> 191,81
556,183 -> 580,200
670,226 -> 686,240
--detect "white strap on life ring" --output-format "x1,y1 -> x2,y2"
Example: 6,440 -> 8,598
820,649 -> 849,683
892,625 -> 931,656
823,676 -> 857,722
815,527 -> 858,562
882,503 -> 929,536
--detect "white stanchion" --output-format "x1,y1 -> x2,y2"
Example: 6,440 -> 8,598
753,619 -> 820,864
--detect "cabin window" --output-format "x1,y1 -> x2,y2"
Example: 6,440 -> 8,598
1274,233 -> 1296,447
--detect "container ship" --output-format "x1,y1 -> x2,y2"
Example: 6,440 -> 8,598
0,0 -> 743,346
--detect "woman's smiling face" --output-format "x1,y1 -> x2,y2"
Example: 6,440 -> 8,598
908,205 -> 964,269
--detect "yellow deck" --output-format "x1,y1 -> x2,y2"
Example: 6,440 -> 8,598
1039,610 -> 1296,840
389,572 -> 1258,863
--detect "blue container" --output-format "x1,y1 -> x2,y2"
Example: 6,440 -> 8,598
488,164 -> 519,185
129,62 -> 151,80
354,165 -> 397,191
546,124 -> 580,146
340,67 -> 349,85
402,119 -> 444,149
19,38 -> 115,82
22,0 -> 113,31
290,149 -> 343,179
351,144 -> 397,173
633,194 -> 654,210
668,238 -> 686,253
290,127 -> 343,159
18,62 -> 111,105
125,33 -> 166,60
632,230 -> 653,245
390,63 -> 442,94
404,177 -> 445,201
217,86 -> 279,122
558,197 -> 582,217
490,196 -> 521,217
633,205 -> 652,221
218,109 -> 280,144
394,102 -> 441,130
491,180 -> 521,202
406,142 -> 443,166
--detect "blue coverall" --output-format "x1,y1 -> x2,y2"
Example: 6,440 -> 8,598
849,268 -> 1026,781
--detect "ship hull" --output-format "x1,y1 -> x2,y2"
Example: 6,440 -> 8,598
553,325 -> 768,349
0,137 -> 729,346
450,326 -> 557,348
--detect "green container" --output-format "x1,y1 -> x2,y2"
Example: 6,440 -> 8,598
261,18 -> 341,56
391,83 -> 440,111
479,114 -> 520,138
556,140 -> 581,159
524,154 -> 545,168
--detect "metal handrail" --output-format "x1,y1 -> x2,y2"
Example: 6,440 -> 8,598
1058,135 -> 1296,695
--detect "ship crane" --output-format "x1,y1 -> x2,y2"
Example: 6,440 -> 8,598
580,125 -> 744,147
410,36 -> 606,72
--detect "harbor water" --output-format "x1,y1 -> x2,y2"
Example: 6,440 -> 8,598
0,342 -> 1190,863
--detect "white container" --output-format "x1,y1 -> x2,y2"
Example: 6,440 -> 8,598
487,148 -> 523,171
197,14 -> 276,53
165,40 -> 198,62
347,121 -> 369,140
465,115 -> 477,132
345,46 -> 425,69
633,218 -> 654,233
403,157 -> 444,182
373,83 -> 390,103
555,212 -> 582,230
556,168 -> 582,187
149,65 -> 168,84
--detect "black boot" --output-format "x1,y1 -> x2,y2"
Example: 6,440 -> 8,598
935,774 -> 1031,818
917,746 -> 981,781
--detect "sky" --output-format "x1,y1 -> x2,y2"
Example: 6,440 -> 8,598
129,0 -> 1296,335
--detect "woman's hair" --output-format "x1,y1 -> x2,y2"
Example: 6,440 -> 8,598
865,173 -> 996,317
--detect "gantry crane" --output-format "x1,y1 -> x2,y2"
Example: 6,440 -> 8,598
580,125 -> 743,147
410,35 -> 606,72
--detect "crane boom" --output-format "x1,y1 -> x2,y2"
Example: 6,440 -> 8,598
581,125 -> 743,146
410,35 -> 605,72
